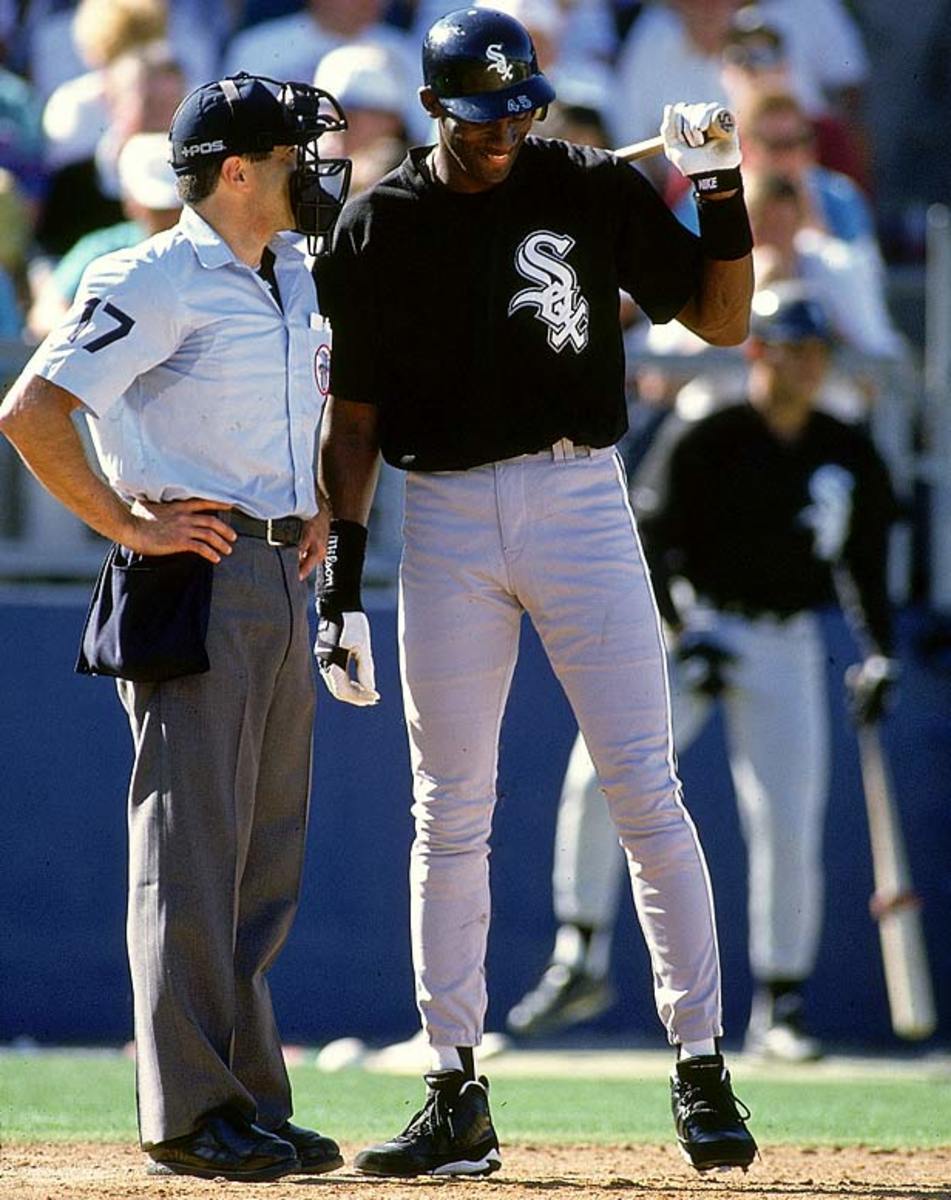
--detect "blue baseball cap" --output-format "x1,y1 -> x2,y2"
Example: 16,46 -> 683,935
750,287 -> 833,344
169,74 -> 297,174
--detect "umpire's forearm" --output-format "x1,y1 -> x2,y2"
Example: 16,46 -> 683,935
318,394 -> 382,526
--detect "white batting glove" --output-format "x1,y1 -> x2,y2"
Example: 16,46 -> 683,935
314,610 -> 380,706
661,101 -> 742,187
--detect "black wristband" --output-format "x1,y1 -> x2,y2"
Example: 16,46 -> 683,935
317,518 -> 367,614
690,166 -> 743,196
696,184 -> 754,261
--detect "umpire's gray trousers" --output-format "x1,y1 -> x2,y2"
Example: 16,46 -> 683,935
398,447 -> 722,1049
117,536 -> 315,1147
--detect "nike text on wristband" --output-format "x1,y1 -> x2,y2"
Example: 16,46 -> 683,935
690,166 -> 742,195
317,518 -> 367,614
696,185 -> 754,262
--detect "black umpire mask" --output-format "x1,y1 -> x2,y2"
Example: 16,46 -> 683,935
282,81 -> 352,253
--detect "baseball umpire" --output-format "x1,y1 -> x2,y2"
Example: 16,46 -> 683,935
316,6 -> 758,1177
509,287 -> 899,1062
0,74 -> 351,1181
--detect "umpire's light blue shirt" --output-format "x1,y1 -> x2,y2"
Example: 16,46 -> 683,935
29,206 -> 331,519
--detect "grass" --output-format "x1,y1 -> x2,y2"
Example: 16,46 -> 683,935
1,1052 -> 950,1148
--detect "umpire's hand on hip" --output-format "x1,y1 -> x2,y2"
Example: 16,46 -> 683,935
126,497 -> 237,563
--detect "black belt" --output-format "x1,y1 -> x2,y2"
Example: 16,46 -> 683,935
230,511 -> 303,546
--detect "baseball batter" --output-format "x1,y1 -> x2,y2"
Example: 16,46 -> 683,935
509,289 -> 898,1062
316,6 -> 758,1178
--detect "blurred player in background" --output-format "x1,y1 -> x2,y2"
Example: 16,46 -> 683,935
509,288 -> 898,1061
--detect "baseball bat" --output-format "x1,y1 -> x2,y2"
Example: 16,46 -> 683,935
612,106 -> 736,163
857,722 -> 937,1040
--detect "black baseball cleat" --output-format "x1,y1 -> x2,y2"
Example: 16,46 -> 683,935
506,962 -> 615,1037
670,1055 -> 757,1173
145,1110 -> 299,1181
354,1070 -> 501,1177
270,1120 -> 344,1173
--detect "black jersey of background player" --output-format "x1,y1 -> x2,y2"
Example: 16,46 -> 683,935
317,137 -> 703,472
635,402 -> 896,653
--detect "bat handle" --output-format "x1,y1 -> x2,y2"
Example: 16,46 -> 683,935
612,107 -> 736,165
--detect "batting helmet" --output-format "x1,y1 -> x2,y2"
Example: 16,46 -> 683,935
422,7 -> 556,123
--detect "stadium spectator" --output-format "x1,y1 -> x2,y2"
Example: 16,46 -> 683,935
612,0 -> 736,153
34,41 -> 185,261
720,5 -> 865,183
745,172 -> 903,364
0,167 -> 30,336
224,0 -> 426,141
752,0 -> 871,185
0,50 -> 46,225
313,42 -> 409,196
27,131 -> 181,342
17,0 -> 219,102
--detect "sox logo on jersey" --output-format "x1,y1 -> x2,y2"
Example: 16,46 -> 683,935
800,464 -> 855,561
508,231 -> 589,353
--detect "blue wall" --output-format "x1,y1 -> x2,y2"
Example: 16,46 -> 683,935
1,598 -> 948,1051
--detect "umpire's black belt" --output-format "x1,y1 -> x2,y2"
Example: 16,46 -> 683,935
230,511 -> 303,546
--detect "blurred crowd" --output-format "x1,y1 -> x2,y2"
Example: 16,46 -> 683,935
0,0 -> 943,577
0,0 -> 933,339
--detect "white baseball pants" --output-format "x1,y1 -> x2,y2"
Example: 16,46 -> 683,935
398,446 -> 722,1049
554,610 -> 830,981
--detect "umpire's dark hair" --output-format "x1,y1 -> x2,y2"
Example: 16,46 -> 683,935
176,148 -> 271,205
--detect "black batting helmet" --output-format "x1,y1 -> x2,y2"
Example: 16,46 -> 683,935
422,7 -> 556,123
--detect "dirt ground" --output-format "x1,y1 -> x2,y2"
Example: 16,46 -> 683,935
2,1142 -> 949,1200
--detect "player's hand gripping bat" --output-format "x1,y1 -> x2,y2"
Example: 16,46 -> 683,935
613,105 -> 736,163
857,721 -> 937,1039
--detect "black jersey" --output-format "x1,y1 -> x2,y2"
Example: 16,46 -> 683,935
636,403 -> 896,653
317,137 -> 703,472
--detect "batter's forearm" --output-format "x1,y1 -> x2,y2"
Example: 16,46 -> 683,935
318,395 -> 382,525
677,255 -> 753,347
0,375 -> 134,544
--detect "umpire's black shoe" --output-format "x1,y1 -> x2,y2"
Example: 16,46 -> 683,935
506,962 -> 615,1037
146,1110 -> 299,1181
670,1055 -> 757,1173
354,1070 -> 501,1177
271,1120 -> 344,1174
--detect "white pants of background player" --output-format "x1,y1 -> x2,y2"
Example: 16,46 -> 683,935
398,445 -> 722,1049
555,609 -> 830,983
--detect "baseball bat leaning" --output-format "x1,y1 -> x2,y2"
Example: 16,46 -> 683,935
857,722 -> 937,1039
612,106 -> 736,163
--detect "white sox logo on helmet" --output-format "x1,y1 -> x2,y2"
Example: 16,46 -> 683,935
485,43 -> 514,81
509,231 -> 589,353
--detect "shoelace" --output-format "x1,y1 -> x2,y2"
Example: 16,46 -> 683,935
679,1079 -> 752,1124
396,1089 -> 451,1143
